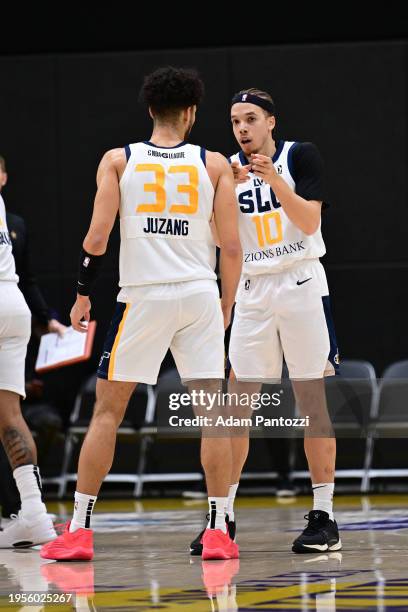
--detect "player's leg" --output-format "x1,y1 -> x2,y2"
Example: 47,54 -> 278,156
172,289 -> 238,560
186,277 -> 282,555
0,288 -> 56,548
190,378 -> 239,560
41,378 -> 136,561
76,379 -> 137,495
278,261 -> 340,553
0,390 -> 37,468
292,378 -> 336,485
292,378 -> 336,517
188,378 -> 231,510
76,301 -> 150,498
188,370 -> 259,556
226,276 -> 282,531
0,443 -> 21,520
68,378 -> 137,537
290,378 -> 339,553
227,369 -> 261,520
41,299 -> 173,560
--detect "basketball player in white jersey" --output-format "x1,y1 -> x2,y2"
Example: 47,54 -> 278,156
0,193 -> 56,547
232,89 -> 341,553
41,67 -> 242,561
191,88 -> 341,556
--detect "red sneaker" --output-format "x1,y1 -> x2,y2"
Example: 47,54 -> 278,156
202,529 -> 239,560
40,522 -> 93,561
201,559 -> 240,596
41,561 -> 94,596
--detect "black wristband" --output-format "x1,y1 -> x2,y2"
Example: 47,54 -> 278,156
77,248 -> 104,296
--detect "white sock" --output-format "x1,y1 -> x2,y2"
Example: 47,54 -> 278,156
226,483 -> 239,522
13,465 -> 47,519
312,482 -> 334,520
70,491 -> 97,532
207,497 -> 227,533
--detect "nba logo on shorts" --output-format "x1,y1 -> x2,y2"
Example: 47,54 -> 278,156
245,280 -> 250,290
99,351 -> 111,367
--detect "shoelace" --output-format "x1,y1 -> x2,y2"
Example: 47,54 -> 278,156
302,513 -> 327,535
5,513 -> 60,531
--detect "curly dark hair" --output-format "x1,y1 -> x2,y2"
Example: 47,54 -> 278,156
140,66 -> 204,120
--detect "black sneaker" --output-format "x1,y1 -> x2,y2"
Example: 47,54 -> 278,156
189,514 -> 236,556
292,510 -> 342,554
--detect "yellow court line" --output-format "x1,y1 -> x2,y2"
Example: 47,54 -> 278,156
108,303 -> 130,380
46,494 -> 408,515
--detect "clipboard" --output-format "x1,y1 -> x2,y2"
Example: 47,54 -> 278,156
35,321 -> 97,373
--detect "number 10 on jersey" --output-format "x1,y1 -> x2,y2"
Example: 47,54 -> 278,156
252,212 -> 283,247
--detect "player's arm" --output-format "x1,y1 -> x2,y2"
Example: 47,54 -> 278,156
71,148 -> 125,332
209,213 -> 220,246
251,144 -> 324,235
209,153 -> 243,329
83,148 -> 124,254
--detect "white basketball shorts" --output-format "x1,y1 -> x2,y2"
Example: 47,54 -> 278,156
229,259 -> 339,382
0,282 -> 31,397
97,280 -> 225,384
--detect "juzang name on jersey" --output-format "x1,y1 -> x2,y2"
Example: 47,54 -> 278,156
245,241 -> 305,262
143,217 -> 189,236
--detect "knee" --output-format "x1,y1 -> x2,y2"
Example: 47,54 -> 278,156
201,452 -> 217,473
92,399 -> 125,429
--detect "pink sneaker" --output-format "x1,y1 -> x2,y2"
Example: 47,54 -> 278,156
42,560 -> 94,595
202,528 -> 239,560
201,558 -> 240,596
40,522 -> 93,561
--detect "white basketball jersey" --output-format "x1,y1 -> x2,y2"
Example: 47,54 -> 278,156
0,194 -> 18,283
230,141 -> 326,276
118,141 -> 216,286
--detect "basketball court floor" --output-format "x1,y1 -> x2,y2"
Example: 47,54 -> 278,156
0,495 -> 407,611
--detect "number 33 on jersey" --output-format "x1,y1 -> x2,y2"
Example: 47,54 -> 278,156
119,142 -> 216,287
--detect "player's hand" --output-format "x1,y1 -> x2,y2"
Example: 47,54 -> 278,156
251,154 -> 278,184
70,295 -> 91,333
231,161 -> 251,184
47,319 -> 67,337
